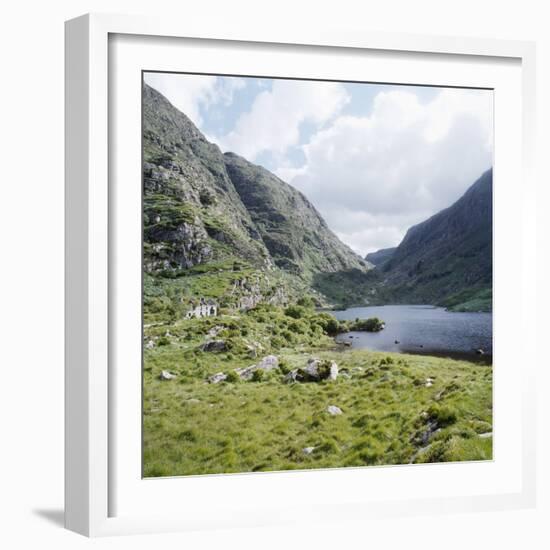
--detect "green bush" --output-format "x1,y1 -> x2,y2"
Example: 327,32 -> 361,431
296,296 -> 315,309
284,305 -> 307,319
251,369 -> 265,382
278,359 -> 291,375
316,316 -> 340,336
225,371 -> 240,383
289,320 -> 308,334
157,336 -> 170,346
428,404 -> 458,427
270,336 -> 285,350
351,317 -> 385,332
281,330 -> 295,344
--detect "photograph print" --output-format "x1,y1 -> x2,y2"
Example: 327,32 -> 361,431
142,71 -> 493,477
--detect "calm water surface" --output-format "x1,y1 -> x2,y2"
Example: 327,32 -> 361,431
331,305 -> 492,362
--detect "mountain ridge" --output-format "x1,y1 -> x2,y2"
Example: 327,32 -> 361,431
378,168 -> 493,308
142,83 -> 369,306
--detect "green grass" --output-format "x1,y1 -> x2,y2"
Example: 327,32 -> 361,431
143,305 -> 493,477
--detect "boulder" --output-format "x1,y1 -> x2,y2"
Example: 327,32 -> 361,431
201,340 -> 227,352
159,370 -> 176,381
302,446 -> 316,455
303,358 -> 321,379
283,359 -> 338,383
284,369 -> 300,383
328,361 -> 339,381
235,355 -> 279,380
326,405 -> 343,416
207,325 -> 223,338
257,355 -> 279,371
145,339 -> 155,349
234,365 -> 257,381
208,372 -> 227,384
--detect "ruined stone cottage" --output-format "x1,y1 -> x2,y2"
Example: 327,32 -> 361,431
184,298 -> 218,319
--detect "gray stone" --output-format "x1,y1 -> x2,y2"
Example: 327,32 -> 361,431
234,365 -> 258,381
326,405 -> 343,416
303,358 -> 321,379
207,325 -> 223,338
303,446 -> 316,455
284,369 -> 300,383
235,355 -> 279,380
208,372 -> 227,384
159,370 -> 176,381
257,355 -> 279,371
201,340 -> 227,352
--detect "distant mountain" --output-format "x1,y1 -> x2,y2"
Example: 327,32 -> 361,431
142,84 -> 368,301
379,169 -> 493,309
365,247 -> 396,267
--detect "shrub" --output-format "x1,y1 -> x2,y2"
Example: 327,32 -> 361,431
251,369 -> 265,382
289,320 -> 308,334
270,336 -> 285,350
225,371 -> 240,383
157,336 -> 170,346
352,317 -> 385,332
278,359 -> 291,375
281,330 -> 295,344
296,296 -> 315,309
284,305 -> 307,319
428,404 -> 458,427
316,360 -> 334,379
309,313 -> 339,335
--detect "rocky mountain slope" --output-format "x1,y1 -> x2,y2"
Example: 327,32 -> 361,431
142,84 -> 368,305
378,169 -> 493,307
365,247 -> 396,267
224,152 -> 367,278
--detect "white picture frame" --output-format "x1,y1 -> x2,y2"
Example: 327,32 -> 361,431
65,13 -> 537,537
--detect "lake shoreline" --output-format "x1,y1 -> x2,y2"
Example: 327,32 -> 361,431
329,304 -> 492,363
334,334 -> 492,365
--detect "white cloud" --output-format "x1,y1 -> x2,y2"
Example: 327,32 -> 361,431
219,79 -> 349,159
143,73 -> 245,126
284,89 -> 493,256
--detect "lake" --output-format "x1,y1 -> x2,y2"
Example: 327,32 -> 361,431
331,305 -> 492,362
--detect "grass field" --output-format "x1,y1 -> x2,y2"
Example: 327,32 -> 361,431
143,305 -> 493,477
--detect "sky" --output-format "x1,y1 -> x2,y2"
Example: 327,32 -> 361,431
144,72 -> 493,257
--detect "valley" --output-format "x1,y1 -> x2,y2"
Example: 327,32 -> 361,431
142,82 -> 493,476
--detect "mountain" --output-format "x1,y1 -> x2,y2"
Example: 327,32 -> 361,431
379,169 -> 492,309
365,247 -> 396,267
142,84 -> 368,303
224,152 -> 367,278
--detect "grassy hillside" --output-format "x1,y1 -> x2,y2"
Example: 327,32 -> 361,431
143,303 -> 492,477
